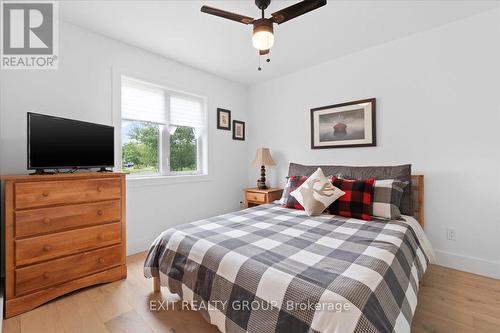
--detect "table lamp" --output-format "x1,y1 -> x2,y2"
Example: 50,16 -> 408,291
252,148 -> 276,189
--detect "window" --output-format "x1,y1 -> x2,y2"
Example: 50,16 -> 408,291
121,77 -> 206,177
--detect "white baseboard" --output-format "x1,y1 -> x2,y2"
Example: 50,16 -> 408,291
435,250 -> 500,279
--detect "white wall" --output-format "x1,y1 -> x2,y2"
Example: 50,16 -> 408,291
0,22 -> 249,254
247,9 -> 500,279
1,8 -> 499,280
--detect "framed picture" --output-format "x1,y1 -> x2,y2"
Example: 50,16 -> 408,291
217,108 -> 231,130
310,98 -> 376,149
232,120 -> 245,141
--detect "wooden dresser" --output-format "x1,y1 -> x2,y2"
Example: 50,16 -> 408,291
1,172 -> 127,318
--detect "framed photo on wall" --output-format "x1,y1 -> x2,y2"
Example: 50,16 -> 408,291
232,120 -> 245,141
217,108 -> 231,130
310,98 -> 376,149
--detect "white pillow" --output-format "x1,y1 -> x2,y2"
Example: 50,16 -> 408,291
290,168 -> 345,216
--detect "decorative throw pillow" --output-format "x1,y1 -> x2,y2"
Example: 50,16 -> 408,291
328,177 -> 375,221
282,176 -> 308,210
372,179 -> 409,220
278,177 -> 292,204
290,168 -> 345,216
280,174 -> 349,205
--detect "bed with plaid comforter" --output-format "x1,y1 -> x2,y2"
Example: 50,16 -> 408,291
144,204 -> 434,333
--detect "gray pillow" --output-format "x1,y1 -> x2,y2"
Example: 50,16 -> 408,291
288,163 -> 412,215
371,179 -> 409,219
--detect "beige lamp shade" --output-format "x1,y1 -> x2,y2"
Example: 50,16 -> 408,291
252,148 -> 276,166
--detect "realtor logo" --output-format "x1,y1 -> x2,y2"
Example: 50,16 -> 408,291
1,1 -> 58,69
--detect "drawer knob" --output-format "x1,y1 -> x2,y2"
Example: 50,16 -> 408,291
97,186 -> 103,192
97,234 -> 104,240
42,217 -> 50,224
98,257 -> 105,264
43,244 -> 51,251
97,210 -> 103,216
42,272 -> 50,279
42,191 -> 49,197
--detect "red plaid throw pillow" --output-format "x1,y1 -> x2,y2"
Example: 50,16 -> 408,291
283,176 -> 308,210
328,177 -> 375,221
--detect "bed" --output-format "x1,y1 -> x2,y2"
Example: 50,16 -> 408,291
144,166 -> 434,333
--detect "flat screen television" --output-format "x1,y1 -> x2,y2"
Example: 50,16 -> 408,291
27,112 -> 114,171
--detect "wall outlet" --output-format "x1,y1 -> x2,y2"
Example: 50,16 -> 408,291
446,228 -> 457,241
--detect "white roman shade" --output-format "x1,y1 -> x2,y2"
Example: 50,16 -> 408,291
170,95 -> 203,129
121,77 -> 166,124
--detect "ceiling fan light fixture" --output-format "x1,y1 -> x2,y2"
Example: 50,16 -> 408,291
252,19 -> 274,51
201,0 -> 328,67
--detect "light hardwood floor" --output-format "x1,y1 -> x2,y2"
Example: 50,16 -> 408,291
3,252 -> 500,333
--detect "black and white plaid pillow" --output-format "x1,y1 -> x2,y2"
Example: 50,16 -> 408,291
372,179 -> 409,219
278,177 -> 292,204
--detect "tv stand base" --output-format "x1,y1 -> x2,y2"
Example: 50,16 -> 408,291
30,170 -> 55,175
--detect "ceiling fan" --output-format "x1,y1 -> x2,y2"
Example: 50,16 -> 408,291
201,0 -> 327,70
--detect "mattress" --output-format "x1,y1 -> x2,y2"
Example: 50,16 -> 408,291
144,203 -> 434,333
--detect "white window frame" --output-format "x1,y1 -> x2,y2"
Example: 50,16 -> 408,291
113,69 -> 208,183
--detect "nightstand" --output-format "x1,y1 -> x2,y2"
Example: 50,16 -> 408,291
243,188 -> 283,208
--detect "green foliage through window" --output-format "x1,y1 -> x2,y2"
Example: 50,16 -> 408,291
122,121 -> 159,174
121,122 -> 198,174
170,127 -> 197,172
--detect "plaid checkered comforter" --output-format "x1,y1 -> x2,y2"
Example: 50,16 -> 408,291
144,204 -> 432,333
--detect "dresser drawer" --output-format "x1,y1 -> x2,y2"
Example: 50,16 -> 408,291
15,222 -> 121,266
15,178 -> 121,209
246,192 -> 266,203
15,200 -> 121,238
15,245 -> 121,296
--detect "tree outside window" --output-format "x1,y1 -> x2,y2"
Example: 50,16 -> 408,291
170,127 -> 197,172
122,121 -> 159,174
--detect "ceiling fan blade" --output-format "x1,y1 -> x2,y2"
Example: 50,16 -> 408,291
201,6 -> 254,25
271,0 -> 327,24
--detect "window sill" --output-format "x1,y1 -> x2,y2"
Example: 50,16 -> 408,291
126,173 -> 211,188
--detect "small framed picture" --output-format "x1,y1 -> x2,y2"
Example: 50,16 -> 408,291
232,120 -> 245,141
310,98 -> 376,149
217,108 -> 231,130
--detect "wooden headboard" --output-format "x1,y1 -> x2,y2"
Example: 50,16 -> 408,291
411,175 -> 424,227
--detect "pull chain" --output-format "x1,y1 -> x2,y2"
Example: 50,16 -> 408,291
257,50 -> 270,71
